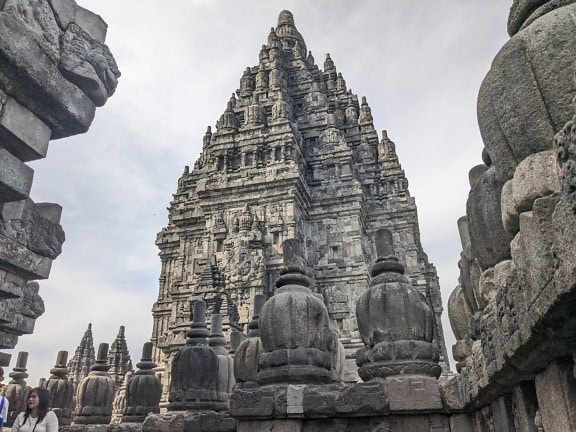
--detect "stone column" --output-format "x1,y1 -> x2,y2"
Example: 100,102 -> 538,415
4,351 -> 30,427
535,358 -> 576,431
209,314 -> 235,402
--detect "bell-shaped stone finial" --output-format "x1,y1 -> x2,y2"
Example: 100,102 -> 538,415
356,236 -> 441,381
5,351 -> 30,427
359,96 -> 374,126
42,351 -> 74,426
324,53 -> 335,72
168,300 -> 226,411
257,240 -> 333,385
123,342 -> 161,423
210,314 -> 235,402
234,294 -> 266,387
74,343 -> 116,425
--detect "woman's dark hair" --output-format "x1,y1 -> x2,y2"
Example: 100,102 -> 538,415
22,387 -> 50,424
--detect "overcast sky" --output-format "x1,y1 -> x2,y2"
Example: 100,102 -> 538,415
14,1 -> 511,385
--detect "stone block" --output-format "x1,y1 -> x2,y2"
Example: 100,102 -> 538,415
47,0 -> 78,30
0,96 -> 51,161
1,200 -> 25,221
0,233 -> 53,279
501,180 -> 519,234
512,150 -> 560,213
34,202 -> 62,224
0,12 -> 95,138
0,351 -> 11,366
238,420 -> 302,432
467,167 -> 513,270
439,374 -> 468,410
511,194 -> 558,308
0,147 -> 33,203
535,359 -> 576,432
478,3 -> 576,181
385,376 -> 443,412
0,329 -> 18,348
450,414 -> 474,432
334,381 -> 389,416
75,6 -> 107,43
0,269 -> 23,299
512,381 -> 539,432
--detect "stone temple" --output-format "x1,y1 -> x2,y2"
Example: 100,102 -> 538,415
151,10 -> 449,385
4,1 -> 576,431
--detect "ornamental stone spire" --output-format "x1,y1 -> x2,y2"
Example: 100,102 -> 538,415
153,10 -> 449,392
67,323 -> 95,393
107,325 -> 133,390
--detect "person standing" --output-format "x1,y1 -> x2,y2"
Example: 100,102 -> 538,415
11,387 -> 58,432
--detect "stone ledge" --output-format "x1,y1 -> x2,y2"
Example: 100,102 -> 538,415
0,12 -> 95,139
230,380 -> 448,420
0,233 -> 53,279
0,147 -> 33,203
0,94 -> 51,161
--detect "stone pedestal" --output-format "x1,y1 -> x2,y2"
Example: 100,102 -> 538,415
43,350 -> 74,426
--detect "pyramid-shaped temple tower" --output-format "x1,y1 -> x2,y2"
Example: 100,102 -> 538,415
152,11 -> 449,376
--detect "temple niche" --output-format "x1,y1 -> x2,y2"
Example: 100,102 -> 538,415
152,9 -> 448,393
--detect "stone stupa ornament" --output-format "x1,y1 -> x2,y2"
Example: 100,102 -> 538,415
258,239 -> 334,385
355,229 -> 441,381
233,293 -> 266,388
209,314 -> 235,404
168,299 -> 227,411
4,351 -> 30,427
123,342 -> 161,423
74,343 -> 116,425
42,351 -> 74,426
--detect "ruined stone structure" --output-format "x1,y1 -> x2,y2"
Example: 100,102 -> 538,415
68,323 -> 96,393
443,1 -> 576,431
108,326 -> 133,390
152,9 -> 448,391
0,0 -> 119,365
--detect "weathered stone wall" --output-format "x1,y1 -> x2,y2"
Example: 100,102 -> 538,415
0,0 -> 119,365
446,1 -> 576,431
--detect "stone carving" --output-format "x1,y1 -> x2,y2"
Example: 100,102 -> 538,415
4,0 -> 61,63
0,0 -> 118,365
59,23 -> 120,106
153,9 -> 449,392
233,294 -> 265,388
356,232 -> 441,381
209,314 -> 235,403
107,325 -> 133,391
67,322 -> 95,397
123,342 -> 161,423
4,351 -> 30,426
74,343 -> 115,424
478,1 -> 576,181
111,370 -> 131,423
42,351 -> 74,426
555,113 -> 576,213
169,300 -> 227,411
258,239 -> 334,385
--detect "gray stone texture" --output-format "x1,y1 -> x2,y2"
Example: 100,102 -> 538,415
0,95 -> 51,162
152,9 -> 448,396
535,359 -> 576,432
478,2 -> 576,182
0,147 -> 33,202
466,166 -> 513,270
0,0 -> 118,364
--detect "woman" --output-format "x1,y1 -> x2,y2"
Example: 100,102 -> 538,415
12,387 -> 58,432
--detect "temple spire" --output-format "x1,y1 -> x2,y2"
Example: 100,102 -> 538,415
68,323 -> 95,392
